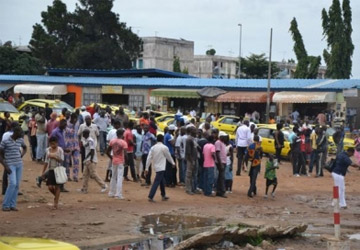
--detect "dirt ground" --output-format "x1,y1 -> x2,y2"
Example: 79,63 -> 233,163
1,149 -> 360,249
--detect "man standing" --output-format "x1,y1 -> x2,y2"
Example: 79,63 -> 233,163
106,120 -> 121,182
93,110 -> 109,156
141,124 -> 156,186
235,120 -> 252,175
1,126 -> 27,211
78,116 -> 99,172
123,121 -> 137,182
274,123 -> 285,164
35,109 -> 47,162
185,127 -> 198,195
247,135 -> 262,198
145,134 -> 175,202
215,131 -> 227,198
175,126 -> 187,185
164,125 -> 176,187
316,111 -> 327,126
44,103 -> 53,121
332,148 -> 360,208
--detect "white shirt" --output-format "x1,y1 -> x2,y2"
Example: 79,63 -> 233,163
82,137 -> 98,163
81,111 -> 91,120
2,131 -> 13,141
78,123 -> 99,147
145,142 -> 175,172
175,134 -> 187,159
235,125 -> 252,147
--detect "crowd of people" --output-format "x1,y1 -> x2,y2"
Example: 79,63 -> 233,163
1,103 -> 359,211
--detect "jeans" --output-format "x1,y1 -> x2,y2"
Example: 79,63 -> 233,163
165,155 -> 177,186
82,161 -> 106,191
99,131 -> 107,154
36,133 -> 47,160
197,159 -> 204,190
203,167 -> 214,196
236,146 -> 247,175
148,170 -> 166,199
308,150 -> 318,173
124,152 -> 137,181
248,165 -> 260,196
109,164 -> 124,198
178,159 -> 187,183
216,163 -> 225,196
30,135 -> 37,160
142,154 -> 151,184
2,163 -> 23,209
185,160 -> 197,193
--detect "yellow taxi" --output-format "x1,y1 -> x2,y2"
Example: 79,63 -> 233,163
326,127 -> 354,154
0,99 -> 21,122
257,125 -> 292,158
0,237 -> 79,250
157,118 -> 176,132
18,99 -> 74,115
211,116 -> 240,137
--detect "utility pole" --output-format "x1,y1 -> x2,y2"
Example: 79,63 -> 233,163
238,24 -> 242,78
266,28 -> 273,123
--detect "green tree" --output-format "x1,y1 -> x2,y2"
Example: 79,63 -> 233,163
173,56 -> 181,72
241,53 -> 279,79
182,67 -> 189,74
0,43 -> 44,75
289,18 -> 321,79
322,0 -> 354,79
30,0 -> 142,69
206,49 -> 216,56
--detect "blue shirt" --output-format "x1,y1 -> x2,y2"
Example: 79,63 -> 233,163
141,132 -> 156,155
164,132 -> 174,155
333,151 -> 352,176
51,127 -> 65,149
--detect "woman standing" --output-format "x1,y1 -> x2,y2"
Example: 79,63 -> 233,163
42,136 -> 64,209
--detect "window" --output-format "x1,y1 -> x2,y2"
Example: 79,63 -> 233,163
222,118 -> 240,125
128,95 -> 144,109
258,128 -> 271,139
138,59 -> 143,69
83,93 -> 101,106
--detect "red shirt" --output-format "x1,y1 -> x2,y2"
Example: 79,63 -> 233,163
300,134 -> 306,152
124,129 -> 134,153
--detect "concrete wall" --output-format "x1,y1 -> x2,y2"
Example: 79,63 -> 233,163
193,55 -> 238,79
139,37 -> 194,74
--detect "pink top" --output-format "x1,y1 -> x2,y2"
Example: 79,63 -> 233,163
215,140 -> 227,164
46,119 -> 59,136
124,129 -> 134,153
110,138 -> 128,165
203,143 -> 215,168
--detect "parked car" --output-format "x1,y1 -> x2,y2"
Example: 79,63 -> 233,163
0,237 -> 79,250
257,125 -> 292,158
0,99 -> 21,122
211,115 -> 240,137
18,99 -> 74,115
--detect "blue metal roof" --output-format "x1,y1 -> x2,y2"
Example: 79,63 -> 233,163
47,68 -> 197,78
0,75 -> 359,91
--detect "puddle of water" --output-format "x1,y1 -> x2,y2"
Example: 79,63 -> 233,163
349,233 -> 360,240
139,214 -> 221,235
104,236 -> 182,250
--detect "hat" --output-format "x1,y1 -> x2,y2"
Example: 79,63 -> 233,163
219,131 -> 228,137
168,124 -> 176,131
81,105 -> 86,110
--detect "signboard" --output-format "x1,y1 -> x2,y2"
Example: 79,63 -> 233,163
343,89 -> 358,97
101,85 -> 123,94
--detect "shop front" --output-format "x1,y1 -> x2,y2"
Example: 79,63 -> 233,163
215,91 -> 272,121
150,88 -> 201,113
273,91 -> 341,120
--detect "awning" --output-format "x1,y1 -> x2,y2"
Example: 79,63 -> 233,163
14,84 -> 67,95
197,87 -> 226,98
0,84 -> 14,92
273,91 -> 336,103
151,88 -> 200,99
215,91 -> 271,103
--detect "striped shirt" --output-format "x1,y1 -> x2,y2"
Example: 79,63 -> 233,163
0,137 -> 26,165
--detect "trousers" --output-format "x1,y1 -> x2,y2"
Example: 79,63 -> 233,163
332,172 -> 346,207
82,161 -> 105,191
109,164 -> 124,198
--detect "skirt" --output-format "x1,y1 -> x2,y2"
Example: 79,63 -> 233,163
46,170 -> 57,186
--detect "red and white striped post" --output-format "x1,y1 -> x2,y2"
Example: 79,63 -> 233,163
333,186 -> 340,239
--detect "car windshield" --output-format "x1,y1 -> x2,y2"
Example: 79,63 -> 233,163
53,102 -> 74,112
0,102 -> 19,113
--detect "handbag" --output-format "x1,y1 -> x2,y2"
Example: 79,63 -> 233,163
54,166 -> 67,184
324,158 -> 336,173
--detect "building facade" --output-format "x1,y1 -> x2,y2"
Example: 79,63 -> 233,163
193,55 -> 238,79
134,37 -> 194,74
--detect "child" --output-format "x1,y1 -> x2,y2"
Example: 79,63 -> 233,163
264,155 -> 279,199
42,136 -> 64,209
246,135 -> 262,198
225,135 -> 234,193
79,129 -> 107,194
106,129 -> 128,199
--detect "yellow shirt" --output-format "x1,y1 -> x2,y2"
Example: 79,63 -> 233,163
310,132 -> 317,150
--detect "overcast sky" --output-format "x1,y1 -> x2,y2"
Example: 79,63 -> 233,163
1,0 -> 359,78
